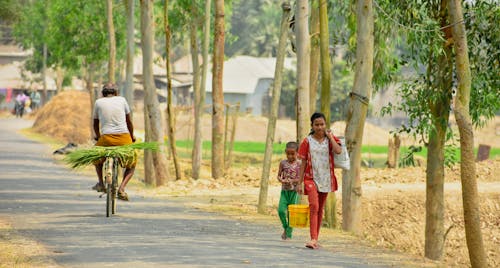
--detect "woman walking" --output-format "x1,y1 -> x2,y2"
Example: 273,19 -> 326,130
297,112 -> 342,249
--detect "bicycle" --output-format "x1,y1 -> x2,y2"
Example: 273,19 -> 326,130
101,156 -> 120,217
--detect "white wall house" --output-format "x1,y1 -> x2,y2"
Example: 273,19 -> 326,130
204,56 -> 295,116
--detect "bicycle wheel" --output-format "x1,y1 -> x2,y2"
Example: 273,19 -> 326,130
106,183 -> 112,217
111,158 -> 119,214
104,158 -> 113,217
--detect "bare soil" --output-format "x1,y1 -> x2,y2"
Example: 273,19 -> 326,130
25,90 -> 500,267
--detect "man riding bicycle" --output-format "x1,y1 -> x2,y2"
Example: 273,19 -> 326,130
92,83 -> 136,201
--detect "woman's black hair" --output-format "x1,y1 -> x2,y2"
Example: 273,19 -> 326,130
102,83 -> 117,97
308,112 -> 326,135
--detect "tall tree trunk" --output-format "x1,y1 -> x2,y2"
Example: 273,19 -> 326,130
448,1 -> 487,266
141,0 -> 170,186
143,105 -> 154,185
425,1 -> 453,260
309,0 -> 320,114
164,0 -> 181,180
190,0 -> 202,179
257,2 -> 291,214
212,0 -> 225,179
86,63 -> 95,139
342,0 -> 373,234
387,134 -> 400,168
106,0 -> 116,83
193,0 -> 211,180
225,103 -> 239,172
124,0 -> 135,115
41,43 -> 47,104
319,0 -> 331,126
295,0 -> 310,141
319,0 -> 336,229
55,66 -> 64,93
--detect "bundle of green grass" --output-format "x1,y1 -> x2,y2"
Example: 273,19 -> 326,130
64,142 -> 158,169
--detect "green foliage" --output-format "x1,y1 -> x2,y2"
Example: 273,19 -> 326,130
13,0 -> 127,75
379,0 -> 499,137
225,0 -> 281,57
0,0 -> 24,23
399,145 -> 422,168
464,1 -> 500,127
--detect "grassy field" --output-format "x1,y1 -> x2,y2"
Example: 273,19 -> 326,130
176,140 -> 500,159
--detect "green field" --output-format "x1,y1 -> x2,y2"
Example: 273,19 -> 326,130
176,140 -> 500,160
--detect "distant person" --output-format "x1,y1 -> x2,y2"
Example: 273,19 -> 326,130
277,141 -> 301,240
297,112 -> 342,249
14,91 -> 28,118
30,90 -> 41,111
24,91 -> 32,114
92,83 -> 136,201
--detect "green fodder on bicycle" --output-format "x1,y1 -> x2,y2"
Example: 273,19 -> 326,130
64,142 -> 158,169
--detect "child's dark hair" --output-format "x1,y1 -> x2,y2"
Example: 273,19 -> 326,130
285,141 -> 298,150
309,112 -> 327,135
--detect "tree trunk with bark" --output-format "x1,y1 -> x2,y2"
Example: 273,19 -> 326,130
140,0 -> 170,186
425,1 -> 453,259
295,0 -> 310,141
257,2 -> 291,214
342,0 -> 374,234
212,0 -> 225,179
106,0 -> 116,83
164,0 -> 181,180
448,0 -> 487,266
193,0 -> 211,180
387,134 -> 401,168
41,43 -> 47,104
86,63 -> 95,139
124,0 -> 135,114
309,0 -> 320,114
189,2 -> 203,180
55,66 -> 64,93
318,0 -> 336,228
225,103 -> 239,172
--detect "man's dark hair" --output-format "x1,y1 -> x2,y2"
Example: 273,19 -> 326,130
102,83 -> 117,97
285,141 -> 298,150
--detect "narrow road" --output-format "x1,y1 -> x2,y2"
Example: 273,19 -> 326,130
0,118 -> 432,267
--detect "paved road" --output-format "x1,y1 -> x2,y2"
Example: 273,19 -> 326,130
0,118 -> 431,267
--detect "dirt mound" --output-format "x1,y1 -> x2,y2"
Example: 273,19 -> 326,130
32,91 -> 92,144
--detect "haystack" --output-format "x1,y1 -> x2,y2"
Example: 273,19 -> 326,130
32,91 -> 92,144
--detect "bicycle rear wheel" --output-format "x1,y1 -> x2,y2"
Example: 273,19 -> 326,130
104,158 -> 114,217
111,159 -> 119,214
106,184 -> 112,217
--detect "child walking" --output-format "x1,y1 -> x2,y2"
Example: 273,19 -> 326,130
277,141 -> 301,240
298,112 -> 342,249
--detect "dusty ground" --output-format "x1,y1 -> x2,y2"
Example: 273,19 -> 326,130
0,220 -> 60,268
6,90 -> 500,267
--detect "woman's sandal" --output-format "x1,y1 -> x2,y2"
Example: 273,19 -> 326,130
305,242 -> 319,249
117,190 -> 129,201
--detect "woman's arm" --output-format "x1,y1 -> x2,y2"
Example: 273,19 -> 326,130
326,129 -> 342,154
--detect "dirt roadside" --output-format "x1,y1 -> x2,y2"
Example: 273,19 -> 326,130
0,117 -> 441,268
5,90 -> 499,267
